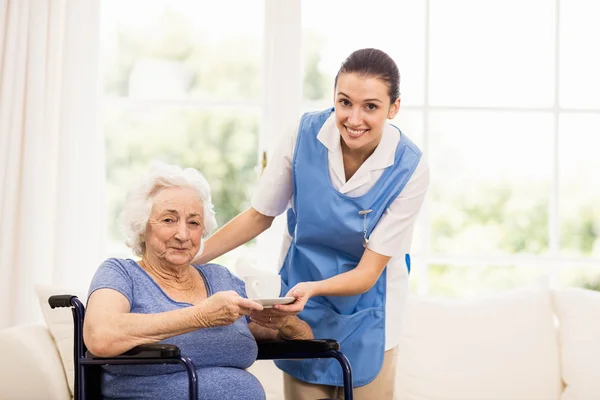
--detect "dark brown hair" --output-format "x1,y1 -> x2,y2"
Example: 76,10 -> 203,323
334,48 -> 400,103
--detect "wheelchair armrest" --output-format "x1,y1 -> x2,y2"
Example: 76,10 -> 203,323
256,339 -> 340,360
87,344 -> 181,359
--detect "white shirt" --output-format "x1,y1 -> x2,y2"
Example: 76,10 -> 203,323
251,113 -> 430,349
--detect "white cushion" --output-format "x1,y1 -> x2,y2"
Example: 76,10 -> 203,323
0,324 -> 72,400
35,285 -> 87,397
396,286 -> 561,400
553,287 -> 600,400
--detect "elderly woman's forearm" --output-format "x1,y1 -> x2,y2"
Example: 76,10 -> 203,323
196,207 -> 274,263
278,317 -> 313,340
84,307 -> 203,357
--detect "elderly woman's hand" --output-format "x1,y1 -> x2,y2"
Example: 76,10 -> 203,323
195,291 -> 263,328
249,308 -> 295,331
249,308 -> 312,340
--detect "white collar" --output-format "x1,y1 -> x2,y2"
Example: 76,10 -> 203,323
316,114 -> 400,172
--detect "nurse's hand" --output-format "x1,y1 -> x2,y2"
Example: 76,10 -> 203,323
274,282 -> 315,313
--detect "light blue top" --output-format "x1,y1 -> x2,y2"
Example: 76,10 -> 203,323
88,258 -> 265,400
275,108 -> 422,387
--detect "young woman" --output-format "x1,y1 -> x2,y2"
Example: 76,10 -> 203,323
197,48 -> 429,399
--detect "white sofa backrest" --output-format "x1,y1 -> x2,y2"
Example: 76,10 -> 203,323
396,285 -> 562,400
553,287 -> 600,400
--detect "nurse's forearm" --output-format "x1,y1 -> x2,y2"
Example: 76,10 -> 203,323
195,207 -> 274,264
310,249 -> 391,296
311,270 -> 376,296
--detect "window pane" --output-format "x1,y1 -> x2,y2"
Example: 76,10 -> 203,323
560,0 -> 600,109
101,0 -> 263,100
104,106 -> 259,256
559,114 -> 600,257
558,266 -> 600,291
429,0 -> 555,107
426,264 -> 549,298
390,110 -> 424,149
302,0 -> 425,106
429,111 -> 554,255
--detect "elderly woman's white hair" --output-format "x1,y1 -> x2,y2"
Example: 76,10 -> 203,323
120,161 -> 218,257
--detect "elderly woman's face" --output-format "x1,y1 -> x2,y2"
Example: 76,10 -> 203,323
145,186 -> 204,266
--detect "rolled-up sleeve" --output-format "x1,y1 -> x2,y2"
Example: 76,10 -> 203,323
367,158 -> 430,257
250,121 -> 299,217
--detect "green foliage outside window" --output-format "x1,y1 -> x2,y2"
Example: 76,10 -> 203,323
102,6 -> 600,293
562,205 -> 600,255
303,31 -> 330,101
430,183 -> 550,255
105,108 -> 259,241
103,11 -> 261,100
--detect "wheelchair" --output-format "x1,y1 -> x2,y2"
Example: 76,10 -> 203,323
49,294 -> 353,400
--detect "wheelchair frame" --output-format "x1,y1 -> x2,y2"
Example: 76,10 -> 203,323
49,294 -> 353,400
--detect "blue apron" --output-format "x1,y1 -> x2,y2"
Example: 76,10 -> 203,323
275,108 -> 422,387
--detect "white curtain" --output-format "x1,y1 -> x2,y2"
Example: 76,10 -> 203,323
0,0 -> 105,329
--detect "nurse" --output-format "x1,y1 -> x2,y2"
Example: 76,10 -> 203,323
197,48 -> 429,399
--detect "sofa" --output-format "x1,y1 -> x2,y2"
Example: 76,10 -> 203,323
1,284 -> 599,400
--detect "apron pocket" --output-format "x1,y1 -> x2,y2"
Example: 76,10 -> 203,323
281,299 -> 385,386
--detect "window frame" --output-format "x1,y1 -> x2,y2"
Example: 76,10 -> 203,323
293,0 -> 600,294
102,0 -> 600,295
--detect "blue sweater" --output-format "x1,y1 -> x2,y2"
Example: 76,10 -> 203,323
88,258 -> 265,400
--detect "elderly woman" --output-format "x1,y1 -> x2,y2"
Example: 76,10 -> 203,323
84,162 -> 312,400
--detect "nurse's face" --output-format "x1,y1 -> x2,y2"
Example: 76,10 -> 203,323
334,72 -> 400,153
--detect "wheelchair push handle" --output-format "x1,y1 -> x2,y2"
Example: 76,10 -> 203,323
48,294 -> 78,308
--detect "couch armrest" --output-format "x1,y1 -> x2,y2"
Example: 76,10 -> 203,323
0,324 -> 71,400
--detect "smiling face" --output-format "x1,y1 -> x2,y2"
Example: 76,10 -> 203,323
334,72 -> 400,155
144,186 -> 204,267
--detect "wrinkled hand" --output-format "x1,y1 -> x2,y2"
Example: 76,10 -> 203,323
273,282 -> 315,313
195,291 -> 263,328
249,308 -> 294,331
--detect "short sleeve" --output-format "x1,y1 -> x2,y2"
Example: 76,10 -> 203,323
250,119 -> 300,217
87,258 -> 134,307
368,158 -> 430,257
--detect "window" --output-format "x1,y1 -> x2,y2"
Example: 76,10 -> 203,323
101,0 -> 264,267
101,0 -> 600,295
300,0 -> 600,296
